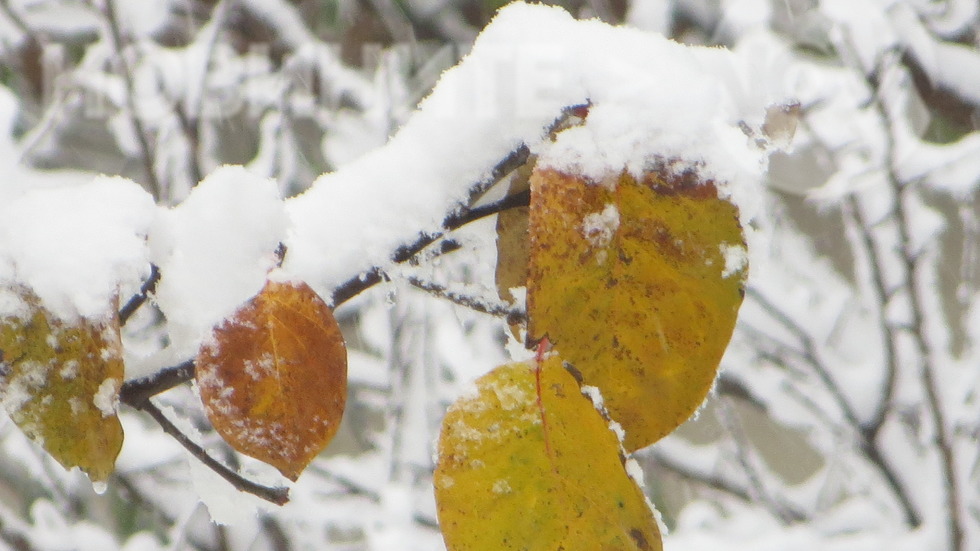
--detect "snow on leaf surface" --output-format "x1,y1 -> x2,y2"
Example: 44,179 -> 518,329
0,285 -> 124,485
196,279 -> 347,481
527,166 -> 746,451
434,355 -> 662,551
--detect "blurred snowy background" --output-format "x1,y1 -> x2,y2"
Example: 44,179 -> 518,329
0,0 -> 979,550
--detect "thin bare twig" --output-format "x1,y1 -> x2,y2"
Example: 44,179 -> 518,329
120,359 -> 195,407
404,275 -> 525,324
0,0 -> 32,37
260,516 -> 291,551
891,169 -> 963,550
98,0 -> 162,200
844,196 -> 900,436
747,287 -> 920,526
135,399 -> 289,505
860,49 -> 959,545
330,105 -> 586,306
114,475 -> 213,551
647,446 -> 807,522
177,0 -> 235,185
716,398 -> 800,524
119,264 -> 161,325
307,464 -> 381,501
747,289 -> 864,429
331,187 -> 530,306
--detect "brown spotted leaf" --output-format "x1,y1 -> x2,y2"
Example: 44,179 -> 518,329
527,167 -> 746,451
196,279 -> 347,481
494,159 -> 533,306
0,285 -> 124,486
435,355 -> 662,551
494,158 -> 535,339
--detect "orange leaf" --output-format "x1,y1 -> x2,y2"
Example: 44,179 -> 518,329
196,279 -> 347,481
527,167 -> 746,450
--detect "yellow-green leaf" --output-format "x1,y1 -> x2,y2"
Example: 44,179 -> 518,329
435,355 -> 662,551
527,167 -> 746,450
0,285 -> 124,486
196,279 -> 347,481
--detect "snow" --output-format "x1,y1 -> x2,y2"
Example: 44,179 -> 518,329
720,243 -> 748,279
149,165 -> 287,353
580,384 -> 605,411
19,497 -> 136,550
892,4 -> 980,106
92,378 -> 120,417
0,175 -> 155,321
284,2 -> 780,299
664,499 -> 941,551
820,0 -> 897,72
580,204 -> 620,256
4,1 -> 976,548
110,0 -> 172,38
158,402 -> 279,525
625,0 -> 673,34
625,457 -> 646,487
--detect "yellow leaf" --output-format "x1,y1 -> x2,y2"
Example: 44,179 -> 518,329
0,285 -> 124,486
196,279 -> 347,481
527,167 -> 746,450
435,355 -> 662,551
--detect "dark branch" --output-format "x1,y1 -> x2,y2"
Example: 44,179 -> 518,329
120,359 -> 195,407
464,144 -> 530,205
862,51 -> 952,537
648,448 -> 807,523
331,188 -> 530,307
747,287 -> 921,527
119,265 -> 160,325
117,139 -> 539,506
405,275 -> 525,324
328,102 -> 587,306
116,178 -> 531,411
845,197 -> 899,436
136,399 -> 289,505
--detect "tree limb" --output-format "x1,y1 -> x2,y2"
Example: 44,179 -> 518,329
119,264 -> 161,325
119,359 -> 195,407
861,48 -> 958,543
747,287 -> 920,527
330,187 -> 530,307
134,399 -> 290,506
844,196 -> 900,436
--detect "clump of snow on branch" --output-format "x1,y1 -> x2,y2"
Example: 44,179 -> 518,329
149,165 -> 286,354
284,2 -> 786,296
0,176 -> 155,320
